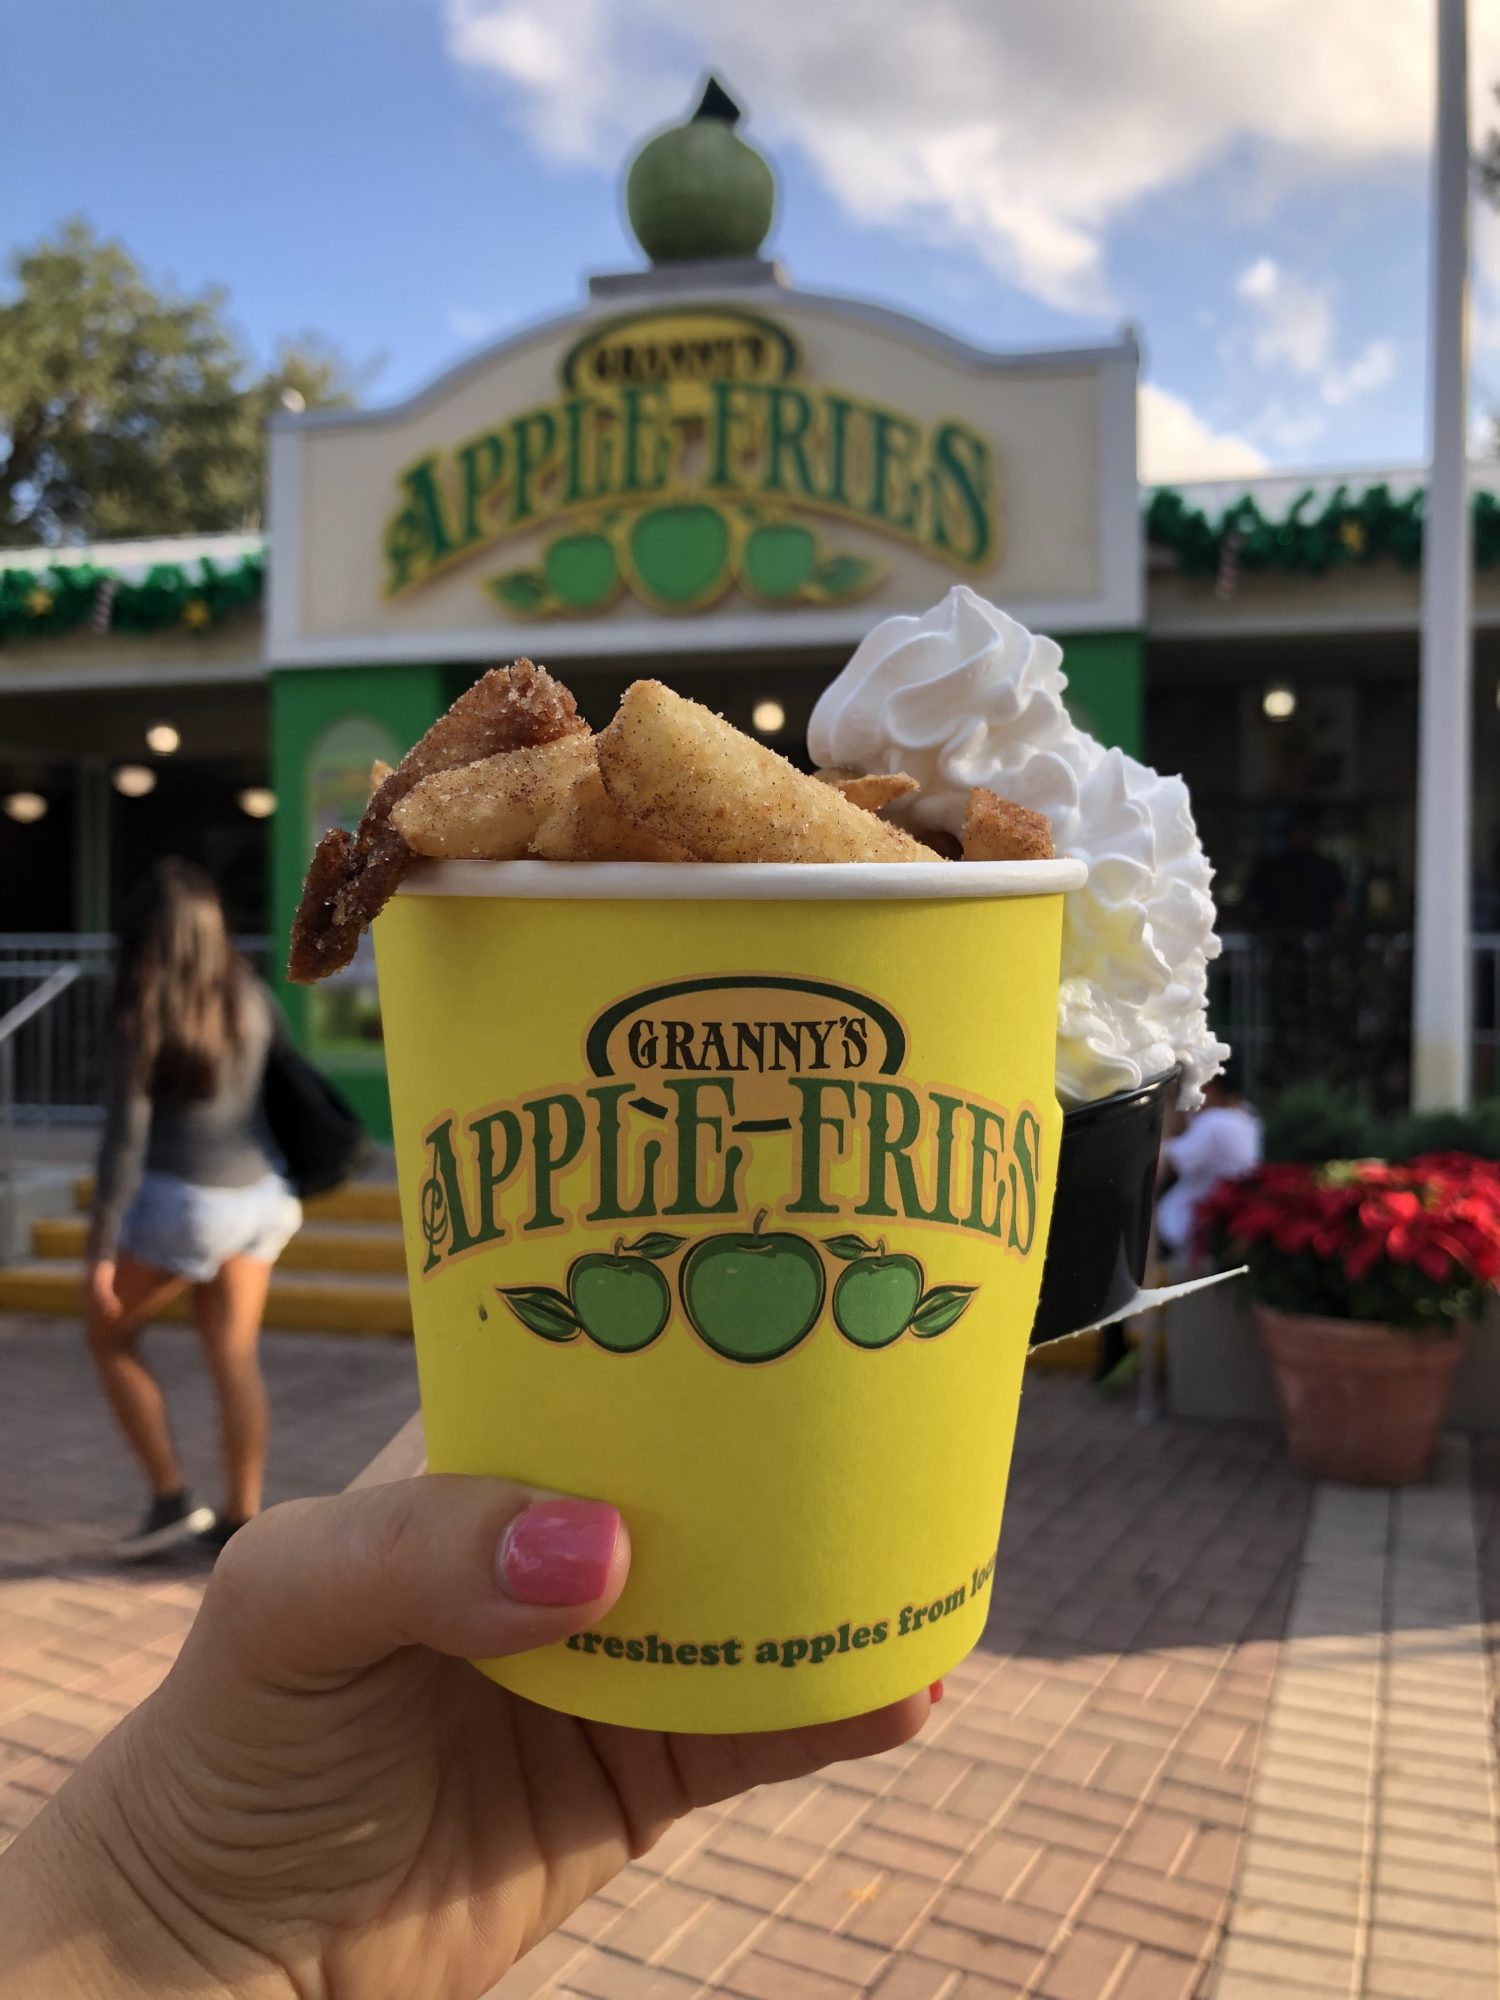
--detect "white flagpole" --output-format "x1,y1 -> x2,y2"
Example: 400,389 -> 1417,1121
1413,0 -> 1473,1109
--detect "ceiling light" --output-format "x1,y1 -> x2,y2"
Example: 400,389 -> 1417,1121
752,699 -> 786,735
1262,685 -> 1297,721
145,721 -> 180,755
3,792 -> 47,824
238,787 -> 277,819
113,765 -> 157,798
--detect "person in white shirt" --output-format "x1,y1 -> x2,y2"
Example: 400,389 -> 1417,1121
1156,1062 -> 1262,1271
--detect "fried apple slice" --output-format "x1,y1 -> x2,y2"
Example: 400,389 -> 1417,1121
597,681 -> 934,864
961,788 -> 1055,862
814,768 -> 921,814
531,765 -> 694,862
288,659 -> 585,981
392,733 -> 595,859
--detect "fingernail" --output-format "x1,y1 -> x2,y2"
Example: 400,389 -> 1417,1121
929,1680 -> 945,1704
500,1498 -> 621,1606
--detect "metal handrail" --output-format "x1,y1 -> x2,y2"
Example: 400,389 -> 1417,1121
0,967 -> 81,1045
0,964 -> 82,1265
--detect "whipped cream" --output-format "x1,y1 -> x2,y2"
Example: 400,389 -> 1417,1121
808,586 -> 1228,1108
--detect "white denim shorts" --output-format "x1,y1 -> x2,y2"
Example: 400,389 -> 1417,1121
119,1171 -> 303,1282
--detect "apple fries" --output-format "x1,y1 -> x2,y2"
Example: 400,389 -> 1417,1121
288,661 -> 1064,982
288,658 -> 584,982
392,733 -> 594,859
961,788 -> 1055,862
596,681 -> 932,864
532,765 -> 692,862
815,768 -> 920,814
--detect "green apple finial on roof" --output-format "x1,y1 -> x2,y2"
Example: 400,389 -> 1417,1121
626,74 -> 777,264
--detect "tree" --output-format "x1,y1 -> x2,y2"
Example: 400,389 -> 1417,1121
0,218 -> 357,545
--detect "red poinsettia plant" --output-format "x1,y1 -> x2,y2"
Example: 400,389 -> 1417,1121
1197,1153 -> 1500,1334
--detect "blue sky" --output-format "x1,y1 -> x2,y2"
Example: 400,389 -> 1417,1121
6,0 -> 1500,485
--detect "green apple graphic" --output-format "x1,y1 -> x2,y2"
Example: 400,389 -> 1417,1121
831,1239 -> 924,1349
629,504 -> 731,606
544,531 -> 619,611
680,1210 -> 825,1363
500,1232 -> 682,1350
741,521 -> 817,600
571,1239 -> 673,1352
825,1233 -> 979,1345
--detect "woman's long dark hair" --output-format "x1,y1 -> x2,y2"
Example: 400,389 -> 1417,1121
110,859 -> 245,1099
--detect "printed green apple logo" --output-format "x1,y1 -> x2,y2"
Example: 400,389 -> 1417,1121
826,1234 -> 977,1345
741,521 -> 817,600
544,531 -> 619,611
499,1233 -> 684,1352
496,1222 -> 978,1360
825,1235 -> 923,1348
679,1210 -> 826,1363
629,504 -> 731,607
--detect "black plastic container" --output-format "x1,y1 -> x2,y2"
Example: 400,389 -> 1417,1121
1031,1067 -> 1182,1346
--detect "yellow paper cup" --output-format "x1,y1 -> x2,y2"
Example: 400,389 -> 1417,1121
375,856 -> 1086,1732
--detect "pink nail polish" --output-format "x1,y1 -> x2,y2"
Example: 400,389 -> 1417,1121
928,1680 -> 945,1704
500,1499 -> 621,1605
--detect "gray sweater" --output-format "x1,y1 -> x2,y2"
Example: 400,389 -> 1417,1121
90,980 -> 286,1260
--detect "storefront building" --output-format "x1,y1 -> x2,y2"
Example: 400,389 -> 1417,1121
2,100 -> 1496,1129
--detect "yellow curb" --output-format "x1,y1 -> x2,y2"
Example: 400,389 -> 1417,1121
0,1263 -> 413,1336
33,1215 -> 407,1276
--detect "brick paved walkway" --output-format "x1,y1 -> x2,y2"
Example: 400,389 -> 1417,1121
1,1310 -> 1450,1999
1208,1456 -> 1500,1999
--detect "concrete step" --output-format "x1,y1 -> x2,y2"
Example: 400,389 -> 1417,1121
32,1215 -> 408,1277
71,1175 -> 402,1225
0,1262 -> 413,1336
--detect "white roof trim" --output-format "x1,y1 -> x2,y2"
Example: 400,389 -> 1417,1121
0,532 -> 265,583
1148,461 -> 1500,511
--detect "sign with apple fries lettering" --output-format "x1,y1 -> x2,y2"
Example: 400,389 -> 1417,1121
375,869 -> 1069,1731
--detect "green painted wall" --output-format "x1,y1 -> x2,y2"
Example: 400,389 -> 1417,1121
271,662 -> 446,1139
1057,630 -> 1143,757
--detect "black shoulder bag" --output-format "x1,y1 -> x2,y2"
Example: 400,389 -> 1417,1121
262,1040 -> 373,1199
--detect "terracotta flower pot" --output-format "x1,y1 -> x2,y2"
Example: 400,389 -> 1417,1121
1255,1306 -> 1467,1486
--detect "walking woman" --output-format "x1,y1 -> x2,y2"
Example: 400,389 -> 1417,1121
86,859 -> 303,1558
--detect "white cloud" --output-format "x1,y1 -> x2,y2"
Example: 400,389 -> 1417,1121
1233,258 -> 1395,412
1138,384 -> 1269,484
1234,258 -> 1333,375
1321,338 -> 1396,407
444,0 -> 1500,313
1261,406 -> 1328,454
447,305 -> 508,344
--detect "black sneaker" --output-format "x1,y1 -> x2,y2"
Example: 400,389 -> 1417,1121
117,1490 -> 217,1561
195,1514 -> 250,1557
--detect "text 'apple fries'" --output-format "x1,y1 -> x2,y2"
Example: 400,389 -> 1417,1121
288,661 -> 1055,980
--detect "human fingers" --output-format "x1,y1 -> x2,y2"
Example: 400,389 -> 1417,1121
675,1686 -> 938,1807
585,1684 -> 937,1847
196,1476 -> 630,1686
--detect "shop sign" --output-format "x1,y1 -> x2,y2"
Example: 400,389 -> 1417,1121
382,309 -> 1000,617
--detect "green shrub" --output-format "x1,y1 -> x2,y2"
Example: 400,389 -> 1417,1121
1261,1082 -> 1500,1164
1386,1101 -> 1500,1162
1261,1083 -> 1379,1164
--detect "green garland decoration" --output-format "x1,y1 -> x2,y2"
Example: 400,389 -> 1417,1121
0,551 -> 265,644
5,488 -> 1495,634
1148,481 -> 1500,578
